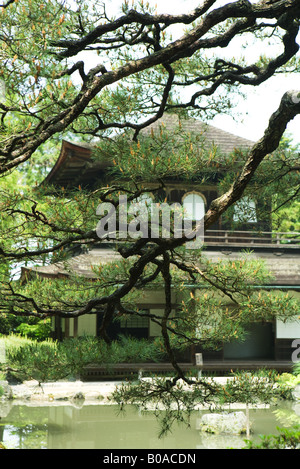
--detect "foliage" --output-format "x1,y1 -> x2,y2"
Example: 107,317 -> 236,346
273,201 -> 300,233
0,333 -> 33,351
219,370 -> 289,405
0,0 -> 299,437
272,405 -> 300,430
109,335 -> 164,363
277,372 -> 300,389
0,334 -> 163,383
0,0 -> 298,331
3,250 -> 298,358
0,313 -> 51,340
243,426 -> 300,449
0,314 -> 21,336
4,338 -> 68,384
293,361 -> 300,376
96,121 -> 223,183
15,319 -> 52,341
111,370 -> 288,438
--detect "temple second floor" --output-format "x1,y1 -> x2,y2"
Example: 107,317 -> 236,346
39,114 -> 299,250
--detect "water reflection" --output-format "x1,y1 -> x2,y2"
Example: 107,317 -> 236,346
0,402 -> 298,449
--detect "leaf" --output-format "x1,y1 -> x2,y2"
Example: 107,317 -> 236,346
58,14 -> 65,25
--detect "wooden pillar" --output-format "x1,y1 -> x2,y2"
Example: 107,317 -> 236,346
54,317 -> 63,341
73,317 -> 78,337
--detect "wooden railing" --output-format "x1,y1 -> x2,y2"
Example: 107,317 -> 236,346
204,230 -> 300,248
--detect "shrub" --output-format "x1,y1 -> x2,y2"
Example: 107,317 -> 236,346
243,426 -> 300,449
110,335 -> 164,364
2,334 -> 164,383
5,339 -> 70,384
15,320 -> 52,341
59,336 -> 110,375
0,315 -> 52,340
0,333 -> 33,350
277,372 -> 300,393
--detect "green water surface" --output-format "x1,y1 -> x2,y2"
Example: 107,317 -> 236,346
0,402 -> 299,449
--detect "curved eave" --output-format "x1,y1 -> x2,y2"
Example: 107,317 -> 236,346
40,140 -> 94,188
39,117 -> 257,190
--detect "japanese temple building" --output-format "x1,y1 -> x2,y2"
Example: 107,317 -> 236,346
22,114 -> 300,373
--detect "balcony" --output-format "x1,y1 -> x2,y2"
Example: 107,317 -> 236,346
204,230 -> 300,249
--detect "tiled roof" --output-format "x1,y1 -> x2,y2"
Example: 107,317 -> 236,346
143,114 -> 254,154
22,247 -> 300,287
42,115 -> 254,187
21,247 -> 122,280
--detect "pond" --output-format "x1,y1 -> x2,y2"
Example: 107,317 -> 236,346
0,401 -> 299,449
